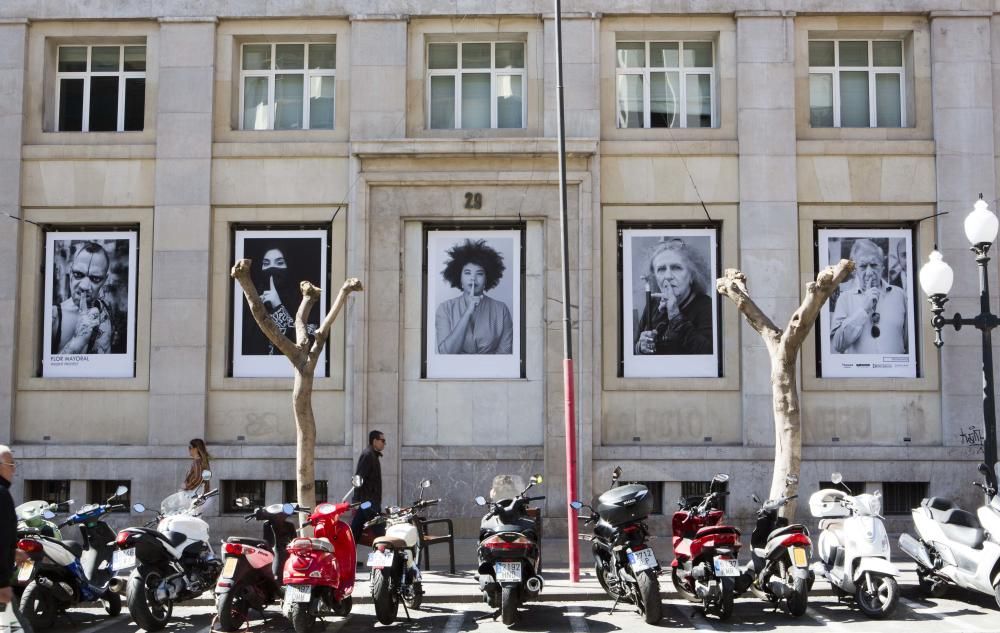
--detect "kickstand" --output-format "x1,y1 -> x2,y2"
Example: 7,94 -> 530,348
400,598 -> 411,622
475,609 -> 501,621
608,595 -> 621,615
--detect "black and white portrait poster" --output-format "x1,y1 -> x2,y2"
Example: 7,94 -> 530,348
818,228 -> 916,378
425,229 -> 521,379
42,231 -> 137,378
232,229 -> 327,378
622,228 -> 719,378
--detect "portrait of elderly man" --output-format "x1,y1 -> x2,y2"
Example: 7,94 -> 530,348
634,238 -> 714,356
830,238 -> 908,354
50,241 -> 125,355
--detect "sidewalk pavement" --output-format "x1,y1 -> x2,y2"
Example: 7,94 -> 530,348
187,561 -> 924,606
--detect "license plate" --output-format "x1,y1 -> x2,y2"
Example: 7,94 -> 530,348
791,547 -> 808,567
627,548 -> 658,573
285,584 -> 312,603
367,551 -> 395,569
713,557 -> 740,577
494,561 -> 521,582
221,557 -> 238,579
16,561 -> 33,583
112,548 -> 136,572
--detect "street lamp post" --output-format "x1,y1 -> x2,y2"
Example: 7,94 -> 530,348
919,196 -> 1000,473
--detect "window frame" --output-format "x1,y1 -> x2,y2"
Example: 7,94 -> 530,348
425,41 -> 527,130
614,40 -> 716,129
54,44 -> 146,132
238,42 -> 337,131
808,38 -> 906,128
221,480 -> 267,514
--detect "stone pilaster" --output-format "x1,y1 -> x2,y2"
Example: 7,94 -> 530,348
148,18 -> 216,445
543,13 -> 601,138
736,13 -> 799,446
349,16 -> 407,140
931,14 -> 999,451
0,20 -> 27,443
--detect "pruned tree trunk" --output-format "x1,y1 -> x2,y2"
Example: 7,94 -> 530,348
716,260 -> 854,517
231,259 -> 363,513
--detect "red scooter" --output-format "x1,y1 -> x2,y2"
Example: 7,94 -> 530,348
671,474 -> 747,620
282,476 -> 370,633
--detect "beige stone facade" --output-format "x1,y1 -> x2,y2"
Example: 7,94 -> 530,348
1,2 -> 999,541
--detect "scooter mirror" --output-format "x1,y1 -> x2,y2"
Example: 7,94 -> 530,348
530,474 -> 543,485
420,479 -> 432,488
785,474 -> 798,486
831,472 -> 843,485
114,485 -> 128,498
475,496 -> 487,506
282,503 -> 295,515
979,463 -> 991,476
752,494 -> 760,504
570,501 -> 583,510
42,510 -> 55,520
612,466 -> 623,481
234,497 -> 250,508
352,475 -> 363,488
132,503 -> 146,513
201,469 -> 212,481
360,501 -> 372,510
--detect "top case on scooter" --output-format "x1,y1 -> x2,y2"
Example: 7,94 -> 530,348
597,484 -> 654,526
921,498 -> 985,549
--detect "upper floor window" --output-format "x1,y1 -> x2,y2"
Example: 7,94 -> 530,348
427,41 -> 525,129
240,43 -> 336,130
56,45 -> 145,132
615,41 -> 715,129
809,40 -> 905,128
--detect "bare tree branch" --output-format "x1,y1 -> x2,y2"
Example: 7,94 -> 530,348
295,281 -> 321,349
231,259 -> 305,366
783,259 -> 855,349
716,268 -> 781,342
306,277 -> 364,372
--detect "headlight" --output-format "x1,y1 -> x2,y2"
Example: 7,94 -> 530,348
869,495 -> 882,517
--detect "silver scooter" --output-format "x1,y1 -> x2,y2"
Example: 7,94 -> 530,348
899,463 -> 1000,607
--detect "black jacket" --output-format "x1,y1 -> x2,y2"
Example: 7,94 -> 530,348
352,447 -> 382,506
0,476 -> 15,589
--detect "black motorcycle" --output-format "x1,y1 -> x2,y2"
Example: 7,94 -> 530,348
213,497 -> 303,631
474,474 -> 544,627
572,466 -> 661,624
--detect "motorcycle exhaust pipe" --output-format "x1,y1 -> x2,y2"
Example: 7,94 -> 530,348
108,577 -> 128,594
899,533 -> 933,569
525,576 -> 544,593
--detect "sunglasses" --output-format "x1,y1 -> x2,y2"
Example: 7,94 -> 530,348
871,311 -> 881,339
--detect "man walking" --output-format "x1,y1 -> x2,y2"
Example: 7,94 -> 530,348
0,446 -> 32,632
350,430 -> 386,544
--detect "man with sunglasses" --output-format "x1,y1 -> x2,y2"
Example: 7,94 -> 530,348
350,431 -> 386,545
51,242 -> 121,356
0,447 -> 31,632
831,238 -> 907,355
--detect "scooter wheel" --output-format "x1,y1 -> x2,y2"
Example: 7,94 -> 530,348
20,581 -> 56,630
637,569 -> 662,624
855,573 -> 898,619
102,590 -> 122,617
672,567 -> 699,603
500,585 -> 519,626
332,596 -> 352,616
288,602 -> 315,633
403,582 -> 423,610
215,589 -> 248,631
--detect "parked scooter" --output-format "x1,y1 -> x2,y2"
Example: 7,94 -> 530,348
16,486 -> 127,629
17,500 -> 73,540
282,475 -> 370,633
742,475 -> 813,617
671,473 -> 742,620
572,466 -> 662,624
363,479 -> 439,624
808,473 -> 899,617
213,497 -> 304,631
113,474 -> 221,631
474,474 -> 545,627
899,462 -> 1000,607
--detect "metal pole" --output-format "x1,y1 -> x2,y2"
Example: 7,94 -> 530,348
976,250 -> 998,472
553,0 -> 579,583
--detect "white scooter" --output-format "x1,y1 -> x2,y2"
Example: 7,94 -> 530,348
808,473 -> 899,618
899,463 -> 1000,607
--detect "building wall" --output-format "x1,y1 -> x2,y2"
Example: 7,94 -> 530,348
1,2 -> 997,543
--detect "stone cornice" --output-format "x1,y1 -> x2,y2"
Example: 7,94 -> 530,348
157,16 -> 219,23
351,138 -> 598,158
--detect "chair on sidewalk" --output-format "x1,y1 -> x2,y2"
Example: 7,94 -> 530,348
416,516 -> 455,574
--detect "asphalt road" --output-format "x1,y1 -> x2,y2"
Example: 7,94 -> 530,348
31,582 -> 1000,633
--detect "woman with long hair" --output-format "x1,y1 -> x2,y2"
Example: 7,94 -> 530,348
183,438 -> 211,494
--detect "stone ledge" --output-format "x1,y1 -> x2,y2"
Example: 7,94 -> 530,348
797,139 -> 936,156
22,144 -> 156,160
601,140 -> 739,156
213,142 -> 350,158
352,138 -> 598,158
595,445 -> 986,461
402,446 -> 545,460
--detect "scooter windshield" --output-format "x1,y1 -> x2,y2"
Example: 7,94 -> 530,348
489,475 -> 526,503
160,490 -> 199,515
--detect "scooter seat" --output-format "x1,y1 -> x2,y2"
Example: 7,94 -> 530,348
52,539 -> 83,559
818,519 -> 844,533
922,497 -> 958,523
767,524 -> 809,542
372,536 -> 407,549
227,537 -> 271,551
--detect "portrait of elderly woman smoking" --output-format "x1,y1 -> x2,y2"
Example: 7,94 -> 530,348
634,238 -> 714,356
435,238 -> 514,355
830,238 -> 907,355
